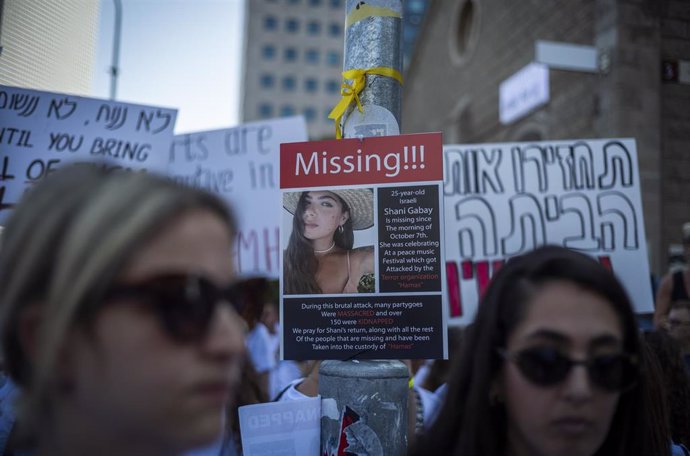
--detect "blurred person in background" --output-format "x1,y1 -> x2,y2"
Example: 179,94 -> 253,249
666,301 -> 690,372
643,330 -> 690,450
655,222 -> 690,328
0,164 -> 245,456
410,246 -> 664,456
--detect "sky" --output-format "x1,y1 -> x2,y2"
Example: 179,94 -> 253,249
92,0 -> 245,134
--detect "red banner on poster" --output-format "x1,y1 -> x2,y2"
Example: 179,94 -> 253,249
280,132 -> 442,188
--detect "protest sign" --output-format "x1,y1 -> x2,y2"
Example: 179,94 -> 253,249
239,397 -> 321,456
0,85 -> 177,223
168,116 -> 307,278
280,132 -> 447,360
443,138 -> 653,324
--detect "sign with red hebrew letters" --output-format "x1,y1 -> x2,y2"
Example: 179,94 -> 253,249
443,138 -> 653,324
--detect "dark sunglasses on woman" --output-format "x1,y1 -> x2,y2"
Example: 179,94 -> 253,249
498,346 -> 638,392
104,273 -> 243,343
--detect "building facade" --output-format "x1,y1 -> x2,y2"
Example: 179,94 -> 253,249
402,0 -> 690,275
240,0 -> 346,139
0,0 -> 100,95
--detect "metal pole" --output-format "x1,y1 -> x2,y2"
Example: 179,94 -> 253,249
320,2 -> 407,455
110,0 -> 122,100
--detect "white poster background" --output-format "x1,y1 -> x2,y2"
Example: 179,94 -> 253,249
444,138 -> 653,324
169,116 -> 307,278
0,85 -> 177,223
239,397 -> 320,456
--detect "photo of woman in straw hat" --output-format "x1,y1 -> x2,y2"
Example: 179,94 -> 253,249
283,188 -> 375,294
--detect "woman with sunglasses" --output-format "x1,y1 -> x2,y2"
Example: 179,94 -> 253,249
410,245 -> 664,456
283,188 -> 374,294
0,164 -> 245,456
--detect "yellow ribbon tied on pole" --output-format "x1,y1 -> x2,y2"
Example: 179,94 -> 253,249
328,67 -> 403,139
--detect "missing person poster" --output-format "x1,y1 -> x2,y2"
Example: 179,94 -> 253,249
0,85 -> 177,223
443,138 -> 653,324
280,132 -> 447,360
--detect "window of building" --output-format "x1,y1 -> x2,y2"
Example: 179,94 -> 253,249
264,16 -> 278,30
309,0 -> 322,6
329,22 -> 341,37
284,47 -> 298,62
261,45 -> 276,59
408,0 -> 425,13
326,80 -> 340,94
326,51 -> 340,66
259,103 -> 273,118
280,105 -> 296,116
282,76 -> 296,90
304,107 -> 317,122
305,49 -> 320,64
259,74 -> 275,88
286,18 -> 300,33
324,108 -> 334,122
330,0 -> 341,8
304,78 -> 318,92
450,0 -> 479,64
288,0 -> 299,4
307,21 -> 321,35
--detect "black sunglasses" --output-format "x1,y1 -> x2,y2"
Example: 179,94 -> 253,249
498,346 -> 638,392
104,274 -> 241,343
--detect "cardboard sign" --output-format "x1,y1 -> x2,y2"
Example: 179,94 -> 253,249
443,138 -> 653,324
0,85 -> 177,223
280,132 -> 448,360
168,116 -> 307,278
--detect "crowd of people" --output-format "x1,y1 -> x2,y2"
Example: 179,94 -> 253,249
0,165 -> 688,456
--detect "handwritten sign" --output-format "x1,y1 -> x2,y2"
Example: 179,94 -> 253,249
168,116 -> 307,278
443,138 -> 653,323
0,85 -> 177,223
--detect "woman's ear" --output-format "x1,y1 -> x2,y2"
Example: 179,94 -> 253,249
340,211 -> 350,226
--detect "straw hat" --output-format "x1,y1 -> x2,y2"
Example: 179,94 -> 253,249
283,188 -> 374,230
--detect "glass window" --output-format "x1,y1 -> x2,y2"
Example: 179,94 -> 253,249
264,16 -> 277,30
282,76 -> 296,90
408,0 -> 425,13
326,79 -> 340,94
307,21 -> 321,35
259,74 -> 274,88
288,0 -> 299,4
326,51 -> 339,66
305,49 -> 319,64
304,107 -> 317,122
329,22 -> 341,37
286,18 -> 299,33
304,78 -> 318,92
259,103 -> 273,118
280,105 -> 296,116
284,47 -> 298,62
309,0 -> 322,5
330,0 -> 341,8
261,45 -> 276,59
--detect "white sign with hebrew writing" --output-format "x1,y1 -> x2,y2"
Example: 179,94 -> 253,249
168,116 -> 307,278
0,85 -> 177,223
443,138 -> 653,324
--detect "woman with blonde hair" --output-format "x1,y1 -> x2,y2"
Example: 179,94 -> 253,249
0,164 -> 245,456
283,188 -> 374,294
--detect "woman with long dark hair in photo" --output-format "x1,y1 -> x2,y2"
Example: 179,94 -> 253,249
410,245 -> 666,456
283,189 -> 374,294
